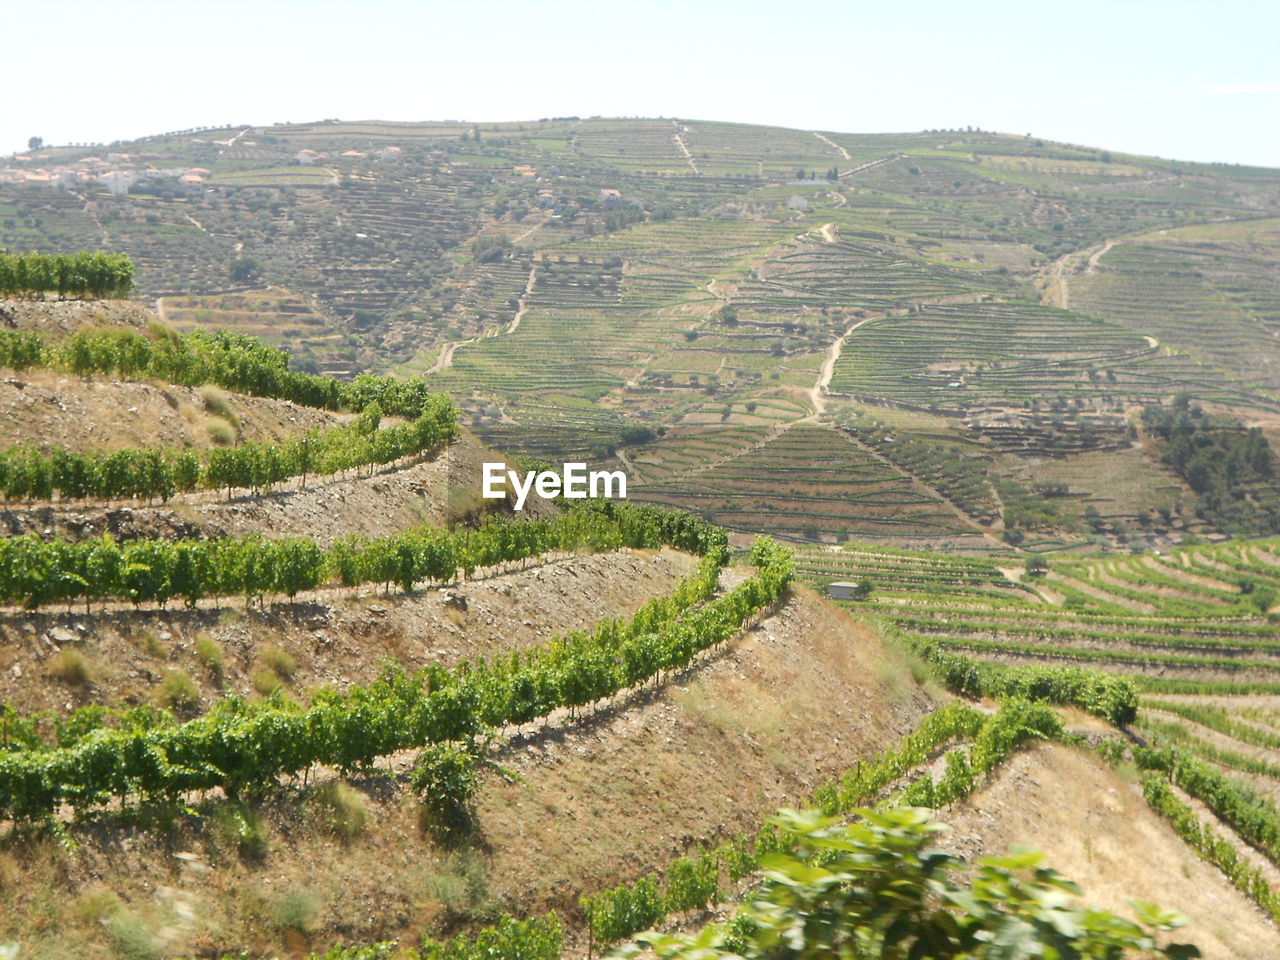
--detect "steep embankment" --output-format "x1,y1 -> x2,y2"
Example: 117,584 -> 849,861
0,426 -> 538,545
0,584 -> 940,958
0,297 -> 151,337
938,742 -> 1279,960
0,368 -> 344,454
476,585 -> 935,920
0,547 -> 698,716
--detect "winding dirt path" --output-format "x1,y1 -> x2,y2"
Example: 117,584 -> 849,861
671,121 -> 700,174
1041,238 -> 1116,310
804,315 -> 878,417
427,338 -> 473,374
430,263 -> 538,373
506,263 -> 538,334
812,131 -> 850,160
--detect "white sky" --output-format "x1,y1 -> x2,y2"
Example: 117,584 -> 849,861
3,0 -> 1278,166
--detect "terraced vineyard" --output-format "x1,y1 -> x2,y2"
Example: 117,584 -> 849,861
800,529 -> 1280,906
1071,218 -> 1280,392
827,300 -> 1274,413
800,537 -> 1280,684
628,422 -> 976,541
5,118 -> 1279,551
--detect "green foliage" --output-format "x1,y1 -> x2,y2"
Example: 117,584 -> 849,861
584,701 -> 1063,951
0,330 -> 47,370
1138,773 -> 1280,926
620,808 -> 1199,960
0,500 -> 726,611
0,394 -> 456,504
4,324 -> 456,422
412,742 -> 480,836
1133,745 -> 1280,869
417,913 -> 562,960
0,513 -> 774,822
1103,737 -> 1280,927
1142,400 -> 1278,534
900,633 -> 1139,725
0,251 -> 134,299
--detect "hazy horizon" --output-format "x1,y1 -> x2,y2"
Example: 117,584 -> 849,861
5,0 -> 1278,168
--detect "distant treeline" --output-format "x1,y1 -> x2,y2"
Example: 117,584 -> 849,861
0,251 -> 134,299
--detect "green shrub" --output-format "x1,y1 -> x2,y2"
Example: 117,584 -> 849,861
154,669 -> 200,712
194,634 -> 223,679
259,645 -> 296,680
412,743 -> 479,838
212,804 -> 268,861
631,808 -> 1199,960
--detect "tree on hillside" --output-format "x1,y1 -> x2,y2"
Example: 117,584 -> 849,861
27,136 -> 42,151
229,256 -> 260,284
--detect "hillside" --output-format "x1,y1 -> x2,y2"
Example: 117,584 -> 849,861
2,122 -> 1280,960
0,585 -> 941,958
939,741 -> 1279,960
5,119 -> 1279,550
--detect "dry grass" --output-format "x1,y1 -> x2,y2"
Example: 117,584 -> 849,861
46,649 -> 92,686
131,629 -> 165,659
206,418 -> 236,446
268,888 -> 318,936
251,668 -> 282,697
200,386 -> 241,429
258,645 -> 297,680
939,743 -> 1280,960
306,781 -> 369,842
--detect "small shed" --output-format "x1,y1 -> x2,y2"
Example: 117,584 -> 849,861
827,581 -> 859,600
